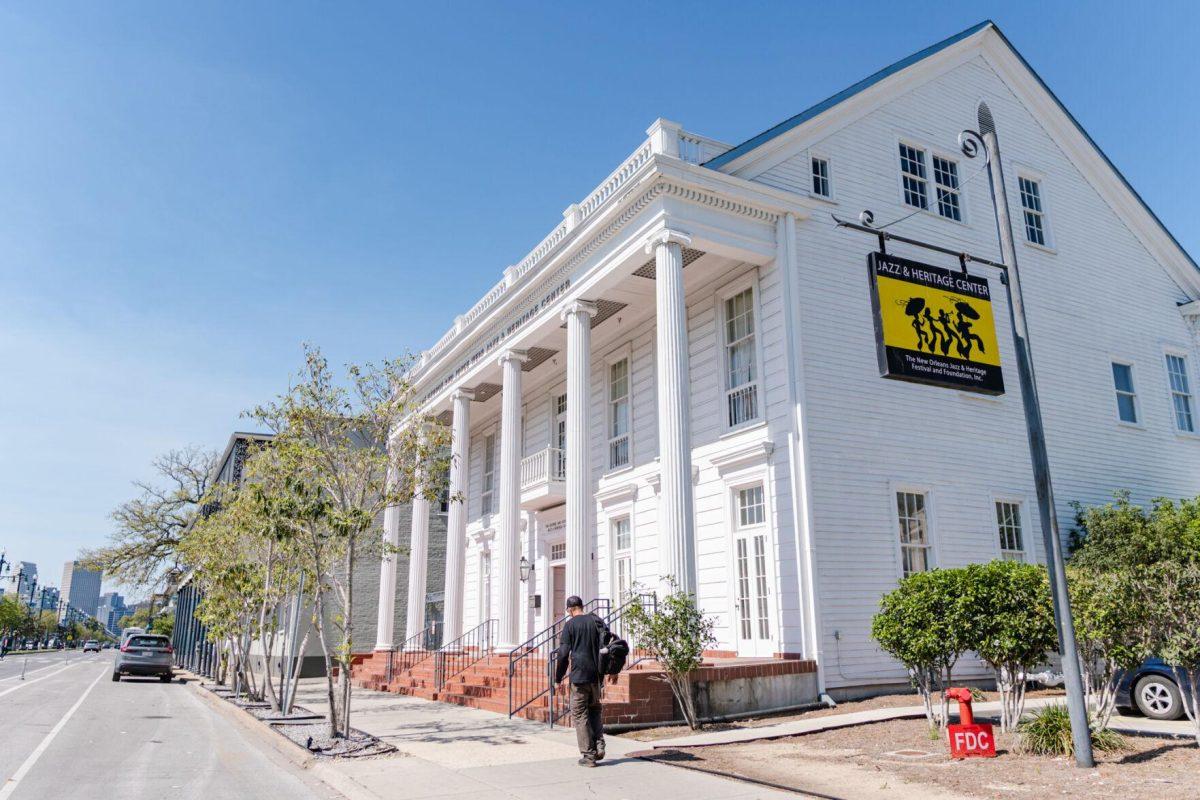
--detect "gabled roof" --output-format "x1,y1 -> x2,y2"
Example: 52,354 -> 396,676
704,20 -> 1198,278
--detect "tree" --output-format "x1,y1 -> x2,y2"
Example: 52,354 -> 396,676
625,583 -> 716,729
1135,563 -> 1200,746
247,345 -> 448,738
118,605 -> 176,639
1067,566 -> 1148,729
871,569 -> 971,729
1070,491 -> 1200,572
961,561 -> 1058,732
82,446 -> 216,597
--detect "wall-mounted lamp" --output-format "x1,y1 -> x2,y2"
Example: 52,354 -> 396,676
519,556 -> 534,583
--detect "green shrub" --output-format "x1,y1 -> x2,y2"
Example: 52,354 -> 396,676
1016,703 -> 1127,757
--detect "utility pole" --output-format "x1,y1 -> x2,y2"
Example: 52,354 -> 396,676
964,101 -> 1095,768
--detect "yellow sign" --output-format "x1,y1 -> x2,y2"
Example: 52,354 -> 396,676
869,253 -> 1004,394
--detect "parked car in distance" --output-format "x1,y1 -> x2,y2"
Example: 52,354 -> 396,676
1118,658 -> 1190,721
113,634 -> 173,682
120,627 -> 145,648
82,640 -> 101,653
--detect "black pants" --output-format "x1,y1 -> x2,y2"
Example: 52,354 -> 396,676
570,682 -> 604,759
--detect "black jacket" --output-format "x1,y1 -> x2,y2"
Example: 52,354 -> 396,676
553,612 -> 610,685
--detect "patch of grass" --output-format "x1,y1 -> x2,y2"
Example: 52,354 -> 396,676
1016,703 -> 1128,756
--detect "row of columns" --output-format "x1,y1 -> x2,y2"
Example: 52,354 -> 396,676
375,230 -> 697,653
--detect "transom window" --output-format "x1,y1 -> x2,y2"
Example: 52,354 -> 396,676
899,143 -> 928,210
1166,354 -> 1195,433
932,155 -> 962,221
480,433 -> 496,516
608,358 -> 631,469
896,491 -> 931,577
737,485 -> 766,527
1111,362 -> 1138,424
811,156 -> 831,198
723,287 -> 760,427
549,542 -> 566,561
995,501 -> 1025,561
1018,177 -> 1047,246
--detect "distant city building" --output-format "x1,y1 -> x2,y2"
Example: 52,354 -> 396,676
16,561 -> 37,604
60,561 -> 102,622
97,592 -> 128,634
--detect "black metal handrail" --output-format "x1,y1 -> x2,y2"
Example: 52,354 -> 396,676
434,618 -> 494,691
387,621 -> 441,684
508,598 -> 610,722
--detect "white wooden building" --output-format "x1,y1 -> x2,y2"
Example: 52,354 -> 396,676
373,20 -> 1200,694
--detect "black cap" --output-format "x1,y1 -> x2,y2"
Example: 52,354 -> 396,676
565,595 -> 584,609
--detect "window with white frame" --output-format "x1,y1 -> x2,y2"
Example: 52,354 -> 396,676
932,155 -> 962,221
549,541 -> 566,561
899,143 -> 928,210
1111,362 -> 1138,424
1018,176 -> 1047,246
1166,353 -> 1196,433
811,156 -> 831,198
612,517 -> 633,602
733,484 -> 770,641
480,433 -> 496,516
896,491 -> 931,577
608,358 -> 631,469
995,501 -> 1025,561
723,286 -> 760,427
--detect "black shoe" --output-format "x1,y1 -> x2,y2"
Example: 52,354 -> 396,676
578,757 -> 596,768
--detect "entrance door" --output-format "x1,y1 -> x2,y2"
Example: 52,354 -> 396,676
732,484 -> 774,656
551,564 -> 566,621
479,551 -> 492,624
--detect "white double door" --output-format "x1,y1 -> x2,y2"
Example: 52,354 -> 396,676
732,510 -> 775,657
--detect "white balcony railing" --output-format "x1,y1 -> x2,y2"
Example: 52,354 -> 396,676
520,447 -> 566,491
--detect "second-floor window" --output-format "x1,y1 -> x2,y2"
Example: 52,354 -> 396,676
811,156 -> 831,198
1019,176 -> 1047,246
1166,354 -> 1196,433
480,433 -> 496,515
723,287 -> 760,427
1112,362 -> 1138,423
899,143 -> 928,210
608,358 -> 631,469
932,155 -> 962,221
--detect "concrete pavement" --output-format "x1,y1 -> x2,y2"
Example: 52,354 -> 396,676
0,651 -> 342,799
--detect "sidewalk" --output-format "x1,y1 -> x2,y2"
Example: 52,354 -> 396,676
288,678 -> 796,800
647,696 -> 1193,749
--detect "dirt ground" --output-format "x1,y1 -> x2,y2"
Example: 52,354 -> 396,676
621,688 -> 1065,742
640,717 -> 1199,800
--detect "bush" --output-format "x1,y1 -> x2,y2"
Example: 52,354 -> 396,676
1017,703 -> 1127,756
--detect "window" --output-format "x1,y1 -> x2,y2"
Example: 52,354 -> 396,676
995,501 -> 1025,561
552,393 -> 567,478
437,486 -> 450,515
1111,362 -> 1138,424
1018,177 -> 1047,246
899,143 -> 928,210
608,358 -> 631,469
1166,354 -> 1196,433
811,156 -> 831,198
723,287 -> 760,427
549,541 -> 566,561
480,433 -> 496,515
932,156 -> 962,221
733,484 -> 770,642
896,491 -> 931,577
612,517 -> 633,601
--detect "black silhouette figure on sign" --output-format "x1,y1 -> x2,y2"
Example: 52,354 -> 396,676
900,296 -> 985,360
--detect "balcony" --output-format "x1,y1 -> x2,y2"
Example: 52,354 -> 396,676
520,447 -> 566,510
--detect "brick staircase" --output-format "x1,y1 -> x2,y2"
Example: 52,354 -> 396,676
350,649 -> 678,724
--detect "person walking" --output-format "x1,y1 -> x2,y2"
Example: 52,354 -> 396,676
554,595 -> 612,767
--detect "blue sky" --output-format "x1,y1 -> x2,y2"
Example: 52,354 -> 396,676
1,2 -> 1197,597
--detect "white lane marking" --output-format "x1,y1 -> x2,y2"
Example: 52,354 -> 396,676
0,663 -> 77,699
0,659 -> 79,684
0,667 -> 107,799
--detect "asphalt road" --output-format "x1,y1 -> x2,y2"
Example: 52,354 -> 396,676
0,650 -> 342,799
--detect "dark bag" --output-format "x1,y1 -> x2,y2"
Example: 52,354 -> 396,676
598,629 -> 630,676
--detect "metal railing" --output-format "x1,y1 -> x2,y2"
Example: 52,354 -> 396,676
509,598 -> 610,723
386,621 -> 441,685
434,618 -> 494,691
519,447 -> 566,490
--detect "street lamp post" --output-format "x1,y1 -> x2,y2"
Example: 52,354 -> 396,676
961,102 -> 1095,768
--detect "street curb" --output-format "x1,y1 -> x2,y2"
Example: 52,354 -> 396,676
183,677 -> 384,800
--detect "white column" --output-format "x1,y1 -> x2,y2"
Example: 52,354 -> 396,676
561,300 -> 598,601
495,349 -> 528,651
374,467 -> 401,650
647,229 -> 697,596
441,389 -> 473,644
404,489 -> 431,648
